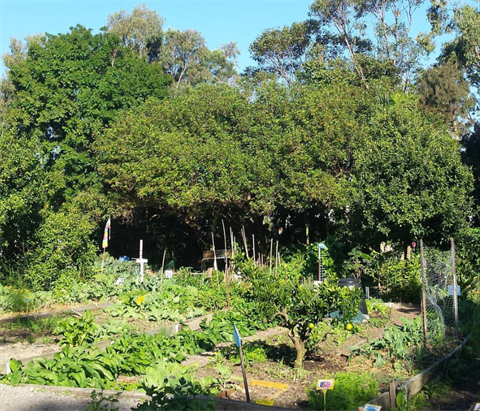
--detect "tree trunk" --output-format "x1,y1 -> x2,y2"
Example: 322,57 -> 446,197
292,335 -> 306,369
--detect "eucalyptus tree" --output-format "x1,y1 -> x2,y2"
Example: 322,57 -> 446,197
160,29 -> 238,88
249,21 -> 317,84
107,4 -> 164,60
308,0 -> 435,88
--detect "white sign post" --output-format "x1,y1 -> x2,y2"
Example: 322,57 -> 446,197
136,239 -> 148,283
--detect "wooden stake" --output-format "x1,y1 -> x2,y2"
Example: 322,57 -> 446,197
241,226 -> 249,258
451,237 -> 459,339
239,345 -> 250,403
420,239 -> 428,347
222,220 -> 231,309
270,238 -> 273,274
252,234 -> 256,265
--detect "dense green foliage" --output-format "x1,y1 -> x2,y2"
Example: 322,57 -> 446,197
0,1 -> 479,304
235,254 -> 361,368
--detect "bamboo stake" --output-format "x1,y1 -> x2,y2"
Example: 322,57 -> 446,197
270,238 -> 273,274
241,226 -> 249,258
275,241 -> 279,276
252,234 -> 256,265
212,232 -> 218,271
212,232 -> 219,291
160,249 -> 167,287
222,220 -> 231,309
230,227 -> 235,258
239,344 -> 251,403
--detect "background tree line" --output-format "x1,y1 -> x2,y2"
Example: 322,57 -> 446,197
0,1 -> 479,289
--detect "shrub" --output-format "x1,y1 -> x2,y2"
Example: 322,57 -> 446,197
308,371 -> 379,411
25,208 -> 97,290
366,252 -> 421,302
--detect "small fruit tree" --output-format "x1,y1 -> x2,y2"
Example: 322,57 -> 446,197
238,258 -> 361,369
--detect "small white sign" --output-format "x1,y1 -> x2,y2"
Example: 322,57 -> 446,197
165,270 -> 173,279
316,379 -> 334,390
447,285 -> 461,296
473,403 -> 480,411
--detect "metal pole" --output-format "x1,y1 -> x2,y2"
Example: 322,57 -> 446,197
420,239 -> 428,347
451,237 -> 459,339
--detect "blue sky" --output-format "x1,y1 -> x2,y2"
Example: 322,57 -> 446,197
0,0 -> 312,76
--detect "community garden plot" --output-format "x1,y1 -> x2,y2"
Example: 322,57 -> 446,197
0,252 -> 471,411
0,295 -> 468,410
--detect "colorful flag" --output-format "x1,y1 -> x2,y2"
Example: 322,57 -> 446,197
102,218 -> 111,249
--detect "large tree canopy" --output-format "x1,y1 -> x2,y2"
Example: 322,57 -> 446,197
0,0 -> 477,285
3,25 -> 171,203
96,81 -> 472,252
346,94 -> 473,246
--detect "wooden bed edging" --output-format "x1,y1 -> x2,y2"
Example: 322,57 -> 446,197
368,334 -> 471,410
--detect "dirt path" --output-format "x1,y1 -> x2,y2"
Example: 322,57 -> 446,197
0,342 -> 61,368
426,356 -> 480,410
0,384 -> 142,411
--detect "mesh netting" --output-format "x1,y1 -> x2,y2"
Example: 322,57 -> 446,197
422,247 -> 457,342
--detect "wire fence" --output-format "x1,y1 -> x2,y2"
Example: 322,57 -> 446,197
422,240 -> 459,344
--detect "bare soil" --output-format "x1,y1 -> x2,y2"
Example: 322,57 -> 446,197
0,342 -> 61,367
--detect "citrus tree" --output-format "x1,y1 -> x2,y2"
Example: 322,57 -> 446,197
238,258 -> 361,369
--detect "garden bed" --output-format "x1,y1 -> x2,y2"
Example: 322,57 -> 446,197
0,294 -> 463,410
168,302 -> 459,410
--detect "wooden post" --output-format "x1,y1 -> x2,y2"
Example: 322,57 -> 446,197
451,237 -> 459,339
420,239 -> 428,347
160,249 -> 166,287
389,380 -> 397,409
